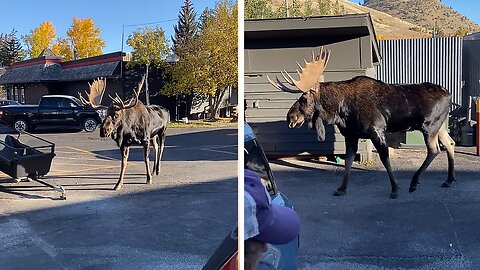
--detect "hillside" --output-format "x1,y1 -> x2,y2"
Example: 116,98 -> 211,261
336,0 -> 431,39
249,0 -> 431,39
364,0 -> 480,36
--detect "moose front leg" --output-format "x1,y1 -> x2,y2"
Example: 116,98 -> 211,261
143,140 -> 152,184
372,139 -> 400,199
115,146 -> 130,190
334,137 -> 358,196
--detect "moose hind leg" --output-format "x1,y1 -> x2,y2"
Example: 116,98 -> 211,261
115,146 -> 130,190
333,137 -> 358,196
409,132 -> 440,193
151,135 -> 159,175
156,133 -> 166,175
438,127 -> 456,187
144,141 -> 152,184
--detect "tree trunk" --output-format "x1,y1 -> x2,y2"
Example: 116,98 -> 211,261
208,86 -> 228,120
208,95 -> 215,120
185,93 -> 194,118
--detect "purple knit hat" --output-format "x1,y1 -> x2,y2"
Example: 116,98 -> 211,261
244,169 -> 300,245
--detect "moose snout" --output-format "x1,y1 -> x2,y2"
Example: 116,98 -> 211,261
100,118 -> 115,138
287,114 -> 305,129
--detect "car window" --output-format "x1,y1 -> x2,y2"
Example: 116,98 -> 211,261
58,98 -> 71,108
40,98 -> 56,107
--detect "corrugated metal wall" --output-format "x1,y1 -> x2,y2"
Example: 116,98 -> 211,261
376,37 -> 463,108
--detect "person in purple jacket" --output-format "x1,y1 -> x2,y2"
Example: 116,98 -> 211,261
244,169 -> 300,270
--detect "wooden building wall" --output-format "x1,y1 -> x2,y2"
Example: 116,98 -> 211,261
245,34 -> 376,160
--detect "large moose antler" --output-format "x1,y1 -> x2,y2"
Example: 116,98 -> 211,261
267,47 -> 330,93
78,77 -> 107,108
109,74 -> 146,110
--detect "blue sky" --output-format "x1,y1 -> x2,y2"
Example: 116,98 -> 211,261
441,0 -> 480,25
0,1 -> 478,56
0,0 -> 218,54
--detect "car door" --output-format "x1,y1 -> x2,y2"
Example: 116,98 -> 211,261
57,98 -> 77,125
38,97 -> 59,124
38,97 -> 71,124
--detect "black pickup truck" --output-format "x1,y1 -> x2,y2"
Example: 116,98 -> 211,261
0,95 -> 104,132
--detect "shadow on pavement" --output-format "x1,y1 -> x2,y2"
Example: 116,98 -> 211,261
91,128 -> 238,162
270,161 -> 480,269
0,177 -> 237,270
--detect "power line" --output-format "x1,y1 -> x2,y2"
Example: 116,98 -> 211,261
124,19 -> 177,27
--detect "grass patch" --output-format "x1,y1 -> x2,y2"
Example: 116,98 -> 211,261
167,118 -> 237,128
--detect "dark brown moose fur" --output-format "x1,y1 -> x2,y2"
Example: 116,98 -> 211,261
288,76 -> 456,199
100,101 -> 169,190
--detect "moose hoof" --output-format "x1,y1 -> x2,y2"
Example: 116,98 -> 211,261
441,180 -> 453,188
146,180 -> 152,185
390,192 -> 399,199
113,184 -> 122,190
333,189 -> 346,196
409,186 -> 417,193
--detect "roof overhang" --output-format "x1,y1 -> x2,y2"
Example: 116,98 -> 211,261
245,14 -> 381,64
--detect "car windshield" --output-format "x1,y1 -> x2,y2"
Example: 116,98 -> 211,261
244,137 -> 276,195
70,97 -> 82,106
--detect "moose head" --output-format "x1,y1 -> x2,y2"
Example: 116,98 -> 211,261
267,47 -> 330,141
78,76 -> 145,139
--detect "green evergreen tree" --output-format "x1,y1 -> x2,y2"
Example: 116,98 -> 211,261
0,29 -> 25,66
171,0 -> 200,119
0,33 -> 7,66
172,0 -> 198,56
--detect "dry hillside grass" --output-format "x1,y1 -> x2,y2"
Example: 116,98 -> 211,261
364,0 -> 480,35
265,0 -> 431,39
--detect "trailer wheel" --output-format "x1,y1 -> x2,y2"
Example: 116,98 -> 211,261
13,119 -> 29,133
83,118 -> 98,132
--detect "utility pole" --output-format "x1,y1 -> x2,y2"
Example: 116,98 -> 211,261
145,63 -> 150,105
285,0 -> 289,17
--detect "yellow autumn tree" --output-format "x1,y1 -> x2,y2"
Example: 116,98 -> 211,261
127,26 -> 170,105
163,0 -> 238,119
67,17 -> 105,59
196,0 -> 238,119
52,38 -> 73,61
23,21 -> 56,58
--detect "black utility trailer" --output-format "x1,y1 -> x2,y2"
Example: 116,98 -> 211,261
0,132 -> 65,199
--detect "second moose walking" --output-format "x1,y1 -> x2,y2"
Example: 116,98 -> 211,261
79,76 -> 170,190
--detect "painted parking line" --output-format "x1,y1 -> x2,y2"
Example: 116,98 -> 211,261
49,164 -> 135,175
199,145 -> 237,155
58,146 -> 119,161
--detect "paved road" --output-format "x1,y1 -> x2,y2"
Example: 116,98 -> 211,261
270,147 -> 480,270
0,126 -> 238,269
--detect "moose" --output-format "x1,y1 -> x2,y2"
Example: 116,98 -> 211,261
268,48 -> 456,199
79,76 -> 169,190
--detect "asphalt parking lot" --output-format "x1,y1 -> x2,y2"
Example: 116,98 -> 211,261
270,146 -> 480,270
0,126 -> 238,270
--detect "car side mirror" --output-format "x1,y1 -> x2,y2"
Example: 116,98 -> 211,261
70,103 -> 77,108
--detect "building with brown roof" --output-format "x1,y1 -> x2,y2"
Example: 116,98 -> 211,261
0,49 -> 126,105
